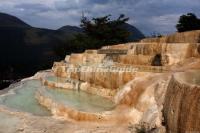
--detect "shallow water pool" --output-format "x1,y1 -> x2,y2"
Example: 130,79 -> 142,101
46,76 -> 66,83
0,80 -> 51,116
42,86 -> 115,113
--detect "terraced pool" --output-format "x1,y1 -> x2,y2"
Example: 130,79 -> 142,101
40,86 -> 116,113
0,80 -> 51,116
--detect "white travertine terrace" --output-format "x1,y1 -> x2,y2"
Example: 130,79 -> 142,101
1,30 -> 200,132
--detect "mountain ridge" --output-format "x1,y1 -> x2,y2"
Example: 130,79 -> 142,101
0,12 -> 31,27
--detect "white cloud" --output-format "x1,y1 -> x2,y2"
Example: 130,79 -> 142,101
0,0 -> 199,35
151,14 -> 180,26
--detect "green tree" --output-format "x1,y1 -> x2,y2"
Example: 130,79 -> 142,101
79,14 -> 130,48
54,14 -> 131,58
176,13 -> 200,32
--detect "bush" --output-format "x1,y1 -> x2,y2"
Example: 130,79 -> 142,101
176,13 -> 200,32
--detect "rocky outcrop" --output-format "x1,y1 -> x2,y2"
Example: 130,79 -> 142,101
100,42 -> 200,66
163,71 -> 200,133
115,73 -> 171,128
141,30 -> 200,43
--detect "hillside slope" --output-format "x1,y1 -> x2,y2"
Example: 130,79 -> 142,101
122,23 -> 145,41
0,13 -> 30,27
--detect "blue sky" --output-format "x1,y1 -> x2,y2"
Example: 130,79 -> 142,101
0,0 -> 199,35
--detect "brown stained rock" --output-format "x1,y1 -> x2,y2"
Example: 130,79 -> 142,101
70,67 -> 136,90
118,54 -> 154,66
164,75 -> 200,133
141,30 -> 200,43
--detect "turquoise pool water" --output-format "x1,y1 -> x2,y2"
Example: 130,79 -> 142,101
0,80 -> 51,116
46,76 -> 66,83
42,87 -> 115,113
